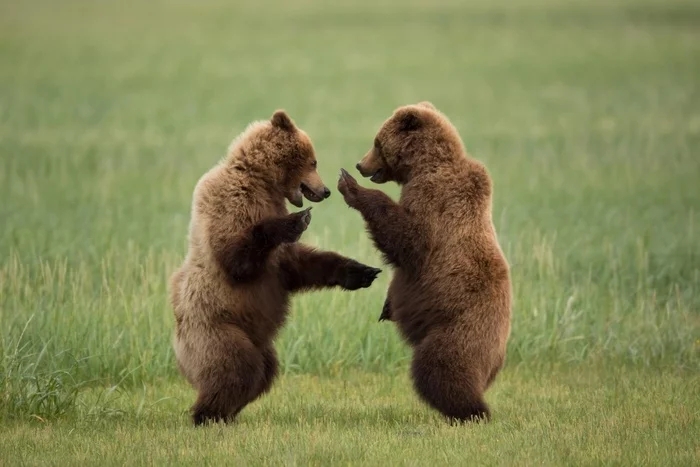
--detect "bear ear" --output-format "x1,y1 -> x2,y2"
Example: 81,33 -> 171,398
396,108 -> 423,132
417,101 -> 436,110
271,110 -> 296,132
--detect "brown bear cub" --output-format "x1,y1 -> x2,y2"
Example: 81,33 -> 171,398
338,102 -> 511,423
170,111 -> 381,426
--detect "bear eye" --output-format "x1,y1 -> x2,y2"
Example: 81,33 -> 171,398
374,138 -> 381,150
311,160 -> 317,168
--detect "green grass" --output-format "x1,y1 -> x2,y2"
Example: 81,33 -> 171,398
1,366 -> 699,465
1,0 -> 699,464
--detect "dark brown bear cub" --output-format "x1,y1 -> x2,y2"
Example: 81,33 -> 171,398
170,110 -> 381,426
338,102 -> 511,423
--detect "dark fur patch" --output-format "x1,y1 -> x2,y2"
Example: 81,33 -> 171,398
280,246 -> 380,292
396,108 -> 422,132
378,297 -> 392,321
213,209 -> 310,284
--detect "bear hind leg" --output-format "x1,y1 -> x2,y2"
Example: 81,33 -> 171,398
485,354 -> 505,390
411,335 -> 490,423
191,332 -> 264,426
192,388 -> 238,426
248,345 -> 279,404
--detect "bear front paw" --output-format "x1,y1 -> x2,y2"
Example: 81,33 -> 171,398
337,260 -> 381,290
337,168 -> 361,208
280,207 -> 312,243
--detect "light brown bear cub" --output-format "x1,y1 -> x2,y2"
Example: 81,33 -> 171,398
338,102 -> 511,423
171,111 -> 381,426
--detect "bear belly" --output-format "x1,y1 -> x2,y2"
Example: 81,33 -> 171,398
388,273 -> 436,347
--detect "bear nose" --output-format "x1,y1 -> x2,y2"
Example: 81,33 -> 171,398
322,187 -> 331,199
355,163 -> 362,171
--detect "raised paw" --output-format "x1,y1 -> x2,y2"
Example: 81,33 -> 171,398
337,168 -> 361,208
337,260 -> 381,290
280,207 -> 312,243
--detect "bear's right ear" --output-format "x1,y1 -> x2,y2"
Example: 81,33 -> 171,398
395,108 -> 423,132
271,110 -> 296,132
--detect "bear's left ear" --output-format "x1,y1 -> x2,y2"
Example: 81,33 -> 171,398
271,110 -> 296,132
417,101 -> 436,110
396,108 -> 423,132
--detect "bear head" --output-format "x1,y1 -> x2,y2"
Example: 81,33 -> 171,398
355,101 -> 463,185
233,110 -> 330,208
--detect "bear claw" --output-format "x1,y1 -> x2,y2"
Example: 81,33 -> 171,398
338,262 -> 381,290
378,298 -> 392,322
299,207 -> 312,227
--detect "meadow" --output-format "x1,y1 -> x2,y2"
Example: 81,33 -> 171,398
1,0 -> 699,464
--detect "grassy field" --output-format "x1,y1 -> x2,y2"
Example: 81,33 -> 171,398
1,366 -> 698,465
1,0 -> 699,464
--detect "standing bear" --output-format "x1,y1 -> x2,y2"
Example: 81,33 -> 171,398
170,110 -> 381,426
338,102 -> 511,422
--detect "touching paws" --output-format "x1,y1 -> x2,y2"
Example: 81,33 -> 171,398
337,168 -> 362,209
280,207 -> 312,243
337,260 -> 381,290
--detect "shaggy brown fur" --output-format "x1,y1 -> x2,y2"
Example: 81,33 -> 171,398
338,102 -> 511,423
170,110 -> 381,426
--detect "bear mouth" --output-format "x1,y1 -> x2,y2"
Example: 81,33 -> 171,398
301,183 -> 324,203
288,183 -> 325,208
288,188 -> 304,208
369,168 -> 387,184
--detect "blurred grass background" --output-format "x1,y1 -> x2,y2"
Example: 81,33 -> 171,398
0,0 -> 699,419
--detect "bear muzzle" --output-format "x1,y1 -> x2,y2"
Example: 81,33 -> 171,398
301,182 -> 330,203
356,150 -> 389,184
